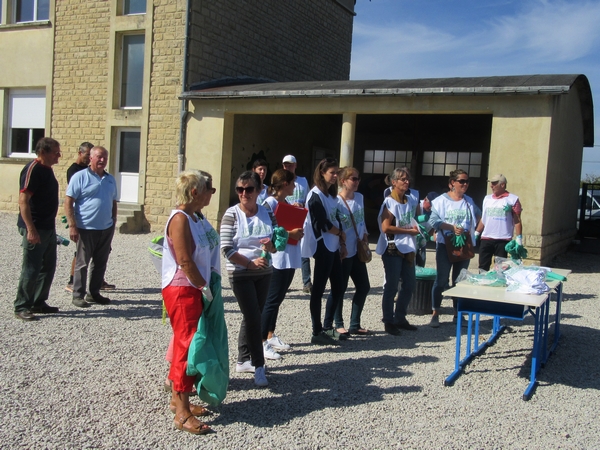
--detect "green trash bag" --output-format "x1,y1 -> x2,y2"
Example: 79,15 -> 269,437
187,271 -> 229,406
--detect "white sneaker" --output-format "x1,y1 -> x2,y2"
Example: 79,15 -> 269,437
263,341 -> 281,360
235,360 -> 255,373
267,334 -> 290,351
254,366 -> 268,387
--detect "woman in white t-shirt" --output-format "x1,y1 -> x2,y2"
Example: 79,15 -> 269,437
260,169 -> 304,358
376,167 -> 421,335
428,169 -> 479,328
329,167 -> 371,336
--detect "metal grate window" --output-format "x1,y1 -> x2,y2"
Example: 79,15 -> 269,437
363,150 -> 411,174
421,151 -> 482,177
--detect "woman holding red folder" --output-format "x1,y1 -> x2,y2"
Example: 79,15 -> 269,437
260,169 -> 305,358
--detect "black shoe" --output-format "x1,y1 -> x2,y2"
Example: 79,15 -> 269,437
31,303 -> 59,314
85,294 -> 111,305
72,297 -> 91,308
384,323 -> 401,336
15,310 -> 38,321
396,319 -> 418,331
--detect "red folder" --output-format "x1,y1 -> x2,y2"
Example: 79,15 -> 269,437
274,202 -> 308,245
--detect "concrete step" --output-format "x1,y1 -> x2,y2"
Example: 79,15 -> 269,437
116,202 -> 150,234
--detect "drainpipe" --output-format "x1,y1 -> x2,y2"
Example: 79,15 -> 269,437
178,0 -> 193,173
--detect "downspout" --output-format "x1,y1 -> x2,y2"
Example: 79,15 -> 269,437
178,0 -> 193,173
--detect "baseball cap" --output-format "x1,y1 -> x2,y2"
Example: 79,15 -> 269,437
488,174 -> 507,184
282,155 -> 296,164
426,191 -> 439,202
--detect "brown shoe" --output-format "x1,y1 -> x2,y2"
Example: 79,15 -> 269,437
170,403 -> 210,417
15,310 -> 38,321
174,414 -> 211,435
101,280 -> 116,290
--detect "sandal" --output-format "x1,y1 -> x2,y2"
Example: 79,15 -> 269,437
174,414 -> 212,435
170,402 -> 210,417
336,328 -> 350,337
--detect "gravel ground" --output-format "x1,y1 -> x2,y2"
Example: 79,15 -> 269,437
1,211 -> 600,449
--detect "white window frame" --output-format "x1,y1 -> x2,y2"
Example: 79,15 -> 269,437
8,89 -> 46,158
121,0 -> 146,16
421,151 -> 483,178
13,0 -> 49,23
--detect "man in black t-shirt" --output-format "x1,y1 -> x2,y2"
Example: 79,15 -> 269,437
15,138 -> 62,321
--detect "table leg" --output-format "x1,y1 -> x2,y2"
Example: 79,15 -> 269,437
523,302 -> 544,400
550,282 -> 563,355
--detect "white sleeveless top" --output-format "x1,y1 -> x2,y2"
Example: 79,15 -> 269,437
230,204 -> 274,270
263,196 -> 302,269
481,193 -> 519,240
162,210 -> 219,289
301,187 -> 340,257
376,195 -> 418,255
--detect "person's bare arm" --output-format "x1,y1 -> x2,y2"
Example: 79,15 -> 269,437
64,196 -> 80,243
18,191 -> 40,245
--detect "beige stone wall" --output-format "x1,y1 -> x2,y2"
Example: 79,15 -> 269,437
51,0 -> 111,191
187,0 -> 354,85
144,0 -> 186,229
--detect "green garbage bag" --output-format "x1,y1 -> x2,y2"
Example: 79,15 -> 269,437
187,271 -> 229,406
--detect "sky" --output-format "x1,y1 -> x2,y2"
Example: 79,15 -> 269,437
350,0 -> 600,179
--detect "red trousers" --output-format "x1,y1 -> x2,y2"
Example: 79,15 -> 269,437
162,285 -> 203,393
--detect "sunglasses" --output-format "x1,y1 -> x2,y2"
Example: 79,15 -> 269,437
490,181 -> 499,186
205,182 -> 216,194
235,186 -> 255,194
455,179 -> 470,185
348,176 -> 360,182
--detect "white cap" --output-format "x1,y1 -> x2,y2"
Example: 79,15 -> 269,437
282,155 -> 296,164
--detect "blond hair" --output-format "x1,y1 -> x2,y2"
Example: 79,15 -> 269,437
175,170 -> 212,205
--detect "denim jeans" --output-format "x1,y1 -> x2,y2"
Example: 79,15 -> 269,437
330,254 -> 371,330
310,240 -> 344,334
431,243 -> 471,311
14,227 -> 57,313
301,257 -> 311,286
381,252 -> 416,324
231,272 -> 272,368
261,267 -> 295,339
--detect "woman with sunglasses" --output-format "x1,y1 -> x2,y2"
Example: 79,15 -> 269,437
328,167 -> 371,336
162,170 -> 219,435
260,169 -> 305,358
302,158 -> 347,345
376,167 -> 421,336
428,169 -> 479,328
220,171 -> 277,387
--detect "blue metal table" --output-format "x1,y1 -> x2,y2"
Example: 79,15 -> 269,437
442,268 -> 570,400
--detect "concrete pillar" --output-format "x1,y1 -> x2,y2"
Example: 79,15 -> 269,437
339,112 -> 356,167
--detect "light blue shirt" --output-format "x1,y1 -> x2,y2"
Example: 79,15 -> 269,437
67,168 -> 117,230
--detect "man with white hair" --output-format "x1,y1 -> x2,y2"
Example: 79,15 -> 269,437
65,146 -> 118,308
475,174 -> 523,271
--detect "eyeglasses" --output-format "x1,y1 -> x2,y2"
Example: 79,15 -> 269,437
490,181 -> 499,186
455,179 -> 470,185
235,186 -> 255,194
398,177 -> 410,183
348,176 -> 360,182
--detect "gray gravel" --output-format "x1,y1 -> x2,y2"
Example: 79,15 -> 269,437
1,211 -> 600,449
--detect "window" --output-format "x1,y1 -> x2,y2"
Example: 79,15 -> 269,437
15,0 -> 49,23
123,0 -> 146,15
421,151 -> 482,177
363,150 -> 412,174
8,89 -> 46,156
118,130 -> 140,173
120,34 -> 145,108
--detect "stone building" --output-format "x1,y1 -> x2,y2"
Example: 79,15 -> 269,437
0,0 -> 355,230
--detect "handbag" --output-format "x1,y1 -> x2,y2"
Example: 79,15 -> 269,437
445,230 -> 475,262
340,196 -> 372,263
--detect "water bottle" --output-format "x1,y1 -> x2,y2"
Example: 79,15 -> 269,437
56,235 -> 70,246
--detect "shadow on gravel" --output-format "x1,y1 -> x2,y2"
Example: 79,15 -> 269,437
217,354 -> 429,427
114,287 -> 162,295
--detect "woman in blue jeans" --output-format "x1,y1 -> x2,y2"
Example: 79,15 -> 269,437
301,158 -> 348,345
428,169 -> 479,328
375,167 -> 421,336
329,167 -> 371,336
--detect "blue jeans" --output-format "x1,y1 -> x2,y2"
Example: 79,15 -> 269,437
261,267 -> 295,339
310,240 -> 344,334
301,257 -> 311,286
431,243 -> 471,311
330,254 -> 371,330
381,252 -> 416,324
14,227 -> 57,313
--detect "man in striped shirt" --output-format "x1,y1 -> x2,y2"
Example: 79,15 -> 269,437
14,137 -> 62,321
